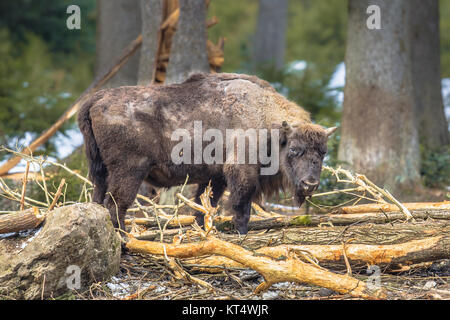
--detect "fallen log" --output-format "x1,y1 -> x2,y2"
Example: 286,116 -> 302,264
334,201 -> 450,214
124,208 -> 450,232
125,215 -> 196,228
184,235 -> 450,271
134,227 -> 189,241
125,236 -> 387,299
221,220 -> 450,247
0,207 -> 45,234
215,208 -> 450,231
124,214 -> 265,229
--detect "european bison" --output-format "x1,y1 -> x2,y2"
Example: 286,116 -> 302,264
78,73 -> 336,234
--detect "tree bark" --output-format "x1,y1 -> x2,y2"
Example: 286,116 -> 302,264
138,0 -> 163,85
338,0 -> 421,195
185,235 -> 449,272
0,208 -> 44,234
334,201 -> 450,214
410,0 -> 449,149
126,236 -> 387,299
165,0 -> 210,84
253,0 -> 288,70
96,0 -> 142,87
214,209 -> 450,231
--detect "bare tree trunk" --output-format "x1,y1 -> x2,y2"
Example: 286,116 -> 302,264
96,0 -> 142,87
138,0 -> 163,85
338,0 -> 421,195
253,0 -> 288,70
410,0 -> 449,149
160,0 -> 210,204
165,0 -> 210,84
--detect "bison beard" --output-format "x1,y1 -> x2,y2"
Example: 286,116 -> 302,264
78,72 -> 336,235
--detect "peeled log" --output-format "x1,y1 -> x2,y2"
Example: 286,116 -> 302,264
125,215 -> 196,228
185,235 -> 449,271
126,237 -> 387,299
215,209 -> 450,231
334,201 -> 450,214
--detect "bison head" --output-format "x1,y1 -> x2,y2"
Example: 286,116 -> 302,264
278,121 -> 337,206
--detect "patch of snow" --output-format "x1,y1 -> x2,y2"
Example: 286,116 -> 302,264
105,274 -> 158,298
286,60 -> 307,73
262,291 -> 279,300
423,280 -> 437,290
54,128 -> 84,159
0,232 -> 16,239
327,62 -> 345,107
272,282 -> 292,289
20,226 -> 43,249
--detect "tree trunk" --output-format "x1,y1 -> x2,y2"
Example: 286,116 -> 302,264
165,0 -> 210,84
410,0 -> 449,149
160,0 -> 210,204
138,0 -> 163,85
96,0 -> 142,87
253,0 -> 288,70
338,0 -> 420,195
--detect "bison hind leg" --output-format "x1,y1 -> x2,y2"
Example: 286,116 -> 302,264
103,166 -> 150,238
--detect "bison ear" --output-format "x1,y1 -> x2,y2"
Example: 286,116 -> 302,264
281,121 -> 292,134
325,126 -> 338,137
271,122 -> 291,146
280,121 -> 292,146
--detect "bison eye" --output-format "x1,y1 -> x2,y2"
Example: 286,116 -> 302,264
289,147 -> 304,157
319,148 -> 327,157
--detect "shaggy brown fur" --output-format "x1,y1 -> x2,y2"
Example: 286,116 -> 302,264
78,72 -> 335,234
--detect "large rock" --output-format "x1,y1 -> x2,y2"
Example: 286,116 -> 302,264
0,203 -> 121,299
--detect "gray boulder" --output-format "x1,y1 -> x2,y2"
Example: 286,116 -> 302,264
0,203 -> 121,299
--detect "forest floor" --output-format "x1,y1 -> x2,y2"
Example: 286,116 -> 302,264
72,222 -> 450,301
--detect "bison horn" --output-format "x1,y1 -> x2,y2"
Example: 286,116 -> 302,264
325,126 -> 338,137
281,121 -> 293,134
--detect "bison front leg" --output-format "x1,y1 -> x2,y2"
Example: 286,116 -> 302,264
225,166 -> 258,234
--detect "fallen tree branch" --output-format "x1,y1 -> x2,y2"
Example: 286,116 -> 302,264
19,162 -> 30,210
183,235 -> 450,272
334,201 -> 450,214
125,236 -> 387,299
214,209 -> 450,231
48,179 -> 66,211
0,207 -> 45,234
321,166 -> 414,220
125,215 -> 196,228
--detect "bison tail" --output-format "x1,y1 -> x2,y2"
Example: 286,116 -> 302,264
78,95 -> 108,204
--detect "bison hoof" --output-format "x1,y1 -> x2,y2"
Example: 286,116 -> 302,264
235,224 -> 248,235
